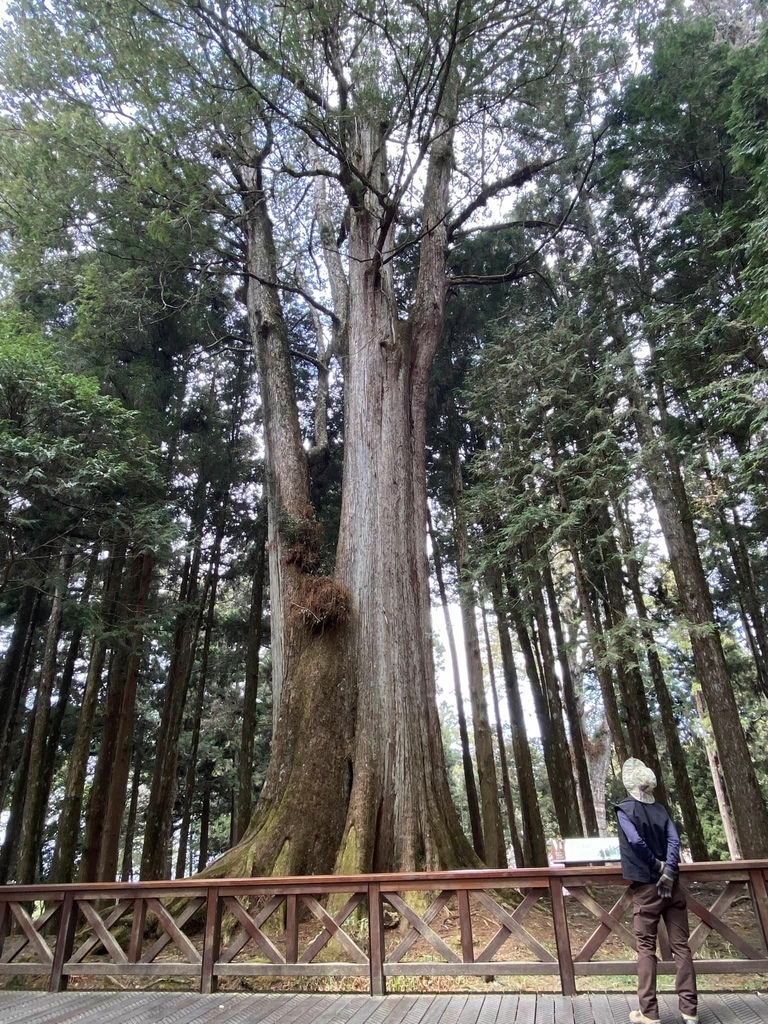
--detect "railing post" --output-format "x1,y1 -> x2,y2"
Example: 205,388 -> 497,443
550,876 -> 576,996
129,897 -> 147,962
49,892 -> 77,993
368,882 -> 386,996
285,894 -> 299,964
457,888 -> 474,964
0,900 -> 10,962
201,885 -> 221,994
748,869 -> 768,954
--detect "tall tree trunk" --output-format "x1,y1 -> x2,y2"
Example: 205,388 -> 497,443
197,773 -> 211,873
211,97 -> 475,876
0,703 -> 35,883
80,551 -> 153,882
522,550 -> 583,837
121,724 -> 144,882
0,584 -> 43,813
594,528 -> 667,807
583,190 -> 768,856
428,509 -> 484,858
541,557 -> 598,835
612,497 -> 709,861
17,551 -> 73,884
176,519 -> 225,878
694,692 -> 740,859
506,571 -> 581,838
481,605 -> 524,867
141,476 -> 208,880
452,450 -> 506,866
234,513 -> 267,842
200,148 -> 356,878
51,545 -> 125,883
488,571 -> 547,867
569,545 -> 628,764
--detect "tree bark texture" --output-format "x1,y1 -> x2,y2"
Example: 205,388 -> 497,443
452,452 -> 506,866
51,545 -> 125,883
488,570 -> 548,866
428,510 -> 484,858
80,551 -> 153,882
16,551 -> 73,884
541,557 -> 598,835
482,605 -> 524,867
612,498 -> 709,861
235,515 -> 267,843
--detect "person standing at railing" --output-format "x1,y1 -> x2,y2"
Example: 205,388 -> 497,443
616,757 -> 698,1024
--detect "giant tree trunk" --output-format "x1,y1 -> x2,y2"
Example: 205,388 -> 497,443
199,153 -> 354,879
207,105 -> 475,877
333,110 -> 476,871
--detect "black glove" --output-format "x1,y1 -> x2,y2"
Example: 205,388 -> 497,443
653,858 -> 664,874
656,862 -> 675,899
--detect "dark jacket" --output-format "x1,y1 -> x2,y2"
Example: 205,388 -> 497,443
615,798 -> 678,884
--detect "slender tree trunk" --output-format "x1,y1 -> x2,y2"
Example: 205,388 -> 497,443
176,520 -> 225,878
97,555 -> 153,882
488,570 -> 547,866
595,530 -> 667,807
541,558 -> 598,835
583,190 -> 768,856
121,725 -> 144,883
234,514 -> 267,842
452,451 -> 506,866
197,775 -> 211,873
428,509 -> 484,858
141,480 -> 207,880
694,692 -> 740,859
612,498 -> 709,861
0,705 -> 35,883
505,571 -> 581,838
17,551 -> 73,884
569,545 -> 628,764
522,551 -> 583,837
80,551 -> 153,882
481,606 -> 524,866
0,585 -> 42,813
51,546 -> 125,883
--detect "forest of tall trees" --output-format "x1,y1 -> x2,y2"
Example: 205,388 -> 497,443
1,0 -> 768,884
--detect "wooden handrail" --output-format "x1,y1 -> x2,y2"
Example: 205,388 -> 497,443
1,862 -> 766,996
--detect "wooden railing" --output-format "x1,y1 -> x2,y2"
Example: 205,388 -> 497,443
1,862 -> 768,996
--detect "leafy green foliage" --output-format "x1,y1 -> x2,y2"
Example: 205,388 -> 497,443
0,309 -> 168,567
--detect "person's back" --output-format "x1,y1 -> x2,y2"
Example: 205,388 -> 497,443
615,758 -> 698,1024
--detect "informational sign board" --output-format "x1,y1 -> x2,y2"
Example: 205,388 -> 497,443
562,837 -> 621,863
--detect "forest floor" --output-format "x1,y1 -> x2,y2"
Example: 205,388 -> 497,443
2,882 -> 765,996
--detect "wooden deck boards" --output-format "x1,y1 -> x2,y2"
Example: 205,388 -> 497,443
1,992 -> 768,1023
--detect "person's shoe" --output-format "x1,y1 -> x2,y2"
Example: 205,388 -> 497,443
629,1012 -> 660,1023
681,1016 -> 699,1023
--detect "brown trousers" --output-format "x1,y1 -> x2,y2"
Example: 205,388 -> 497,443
632,882 -> 698,1019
